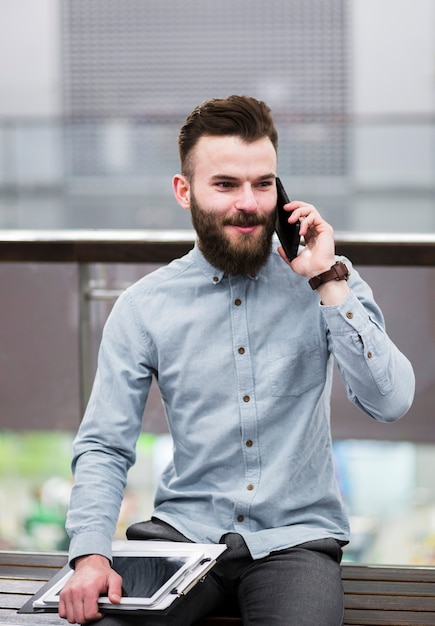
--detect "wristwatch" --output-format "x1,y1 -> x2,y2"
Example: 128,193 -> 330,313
308,261 -> 350,290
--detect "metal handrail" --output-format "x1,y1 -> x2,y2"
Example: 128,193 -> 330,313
1,229 -> 435,265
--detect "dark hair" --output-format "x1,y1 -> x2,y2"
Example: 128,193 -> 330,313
178,95 -> 278,178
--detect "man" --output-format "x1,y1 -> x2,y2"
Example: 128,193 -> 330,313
59,95 -> 415,625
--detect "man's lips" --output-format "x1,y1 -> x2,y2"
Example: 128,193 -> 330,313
230,224 -> 259,234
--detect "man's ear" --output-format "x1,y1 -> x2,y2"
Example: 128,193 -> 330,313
173,174 -> 191,209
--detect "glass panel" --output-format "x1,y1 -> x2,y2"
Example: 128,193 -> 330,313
336,440 -> 435,565
0,430 -> 172,551
0,263 -> 80,431
1,262 -> 433,437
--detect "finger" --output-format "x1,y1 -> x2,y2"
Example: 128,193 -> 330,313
58,592 -> 77,624
300,213 -> 317,233
286,205 -> 316,226
108,574 -> 123,605
58,595 -> 67,620
83,608 -> 104,624
286,200 -> 313,211
82,592 -> 104,623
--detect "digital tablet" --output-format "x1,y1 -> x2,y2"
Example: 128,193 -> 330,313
34,542 -> 207,611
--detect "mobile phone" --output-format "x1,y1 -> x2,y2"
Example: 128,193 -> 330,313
275,177 -> 300,261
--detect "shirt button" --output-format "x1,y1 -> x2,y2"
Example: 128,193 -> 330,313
234,299 -> 242,306
246,439 -> 253,447
247,484 -> 254,491
243,395 -> 250,403
237,515 -> 244,522
238,347 -> 245,355
367,351 -> 373,358
346,311 -> 353,319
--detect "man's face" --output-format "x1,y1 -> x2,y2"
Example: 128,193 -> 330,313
186,135 -> 278,276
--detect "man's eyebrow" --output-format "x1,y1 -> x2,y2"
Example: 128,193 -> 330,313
210,174 -> 239,182
210,173 -> 276,182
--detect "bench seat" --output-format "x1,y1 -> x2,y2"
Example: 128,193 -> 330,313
2,551 -> 435,625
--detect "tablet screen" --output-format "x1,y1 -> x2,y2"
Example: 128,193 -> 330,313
113,555 -> 189,599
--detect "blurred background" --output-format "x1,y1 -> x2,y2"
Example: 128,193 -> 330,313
0,0 -> 434,563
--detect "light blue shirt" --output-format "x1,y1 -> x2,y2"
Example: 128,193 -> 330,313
67,241 -> 415,563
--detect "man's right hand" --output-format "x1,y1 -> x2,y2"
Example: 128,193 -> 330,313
58,554 -> 123,624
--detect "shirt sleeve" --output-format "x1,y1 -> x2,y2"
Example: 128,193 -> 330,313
66,289 -> 155,565
320,259 -> 415,421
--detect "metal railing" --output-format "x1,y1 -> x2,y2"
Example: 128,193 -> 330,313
2,228 -> 435,264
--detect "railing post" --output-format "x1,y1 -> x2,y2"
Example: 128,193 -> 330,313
77,263 -> 127,417
78,262 -> 93,417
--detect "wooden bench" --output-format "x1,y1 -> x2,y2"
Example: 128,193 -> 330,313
2,550 -> 435,625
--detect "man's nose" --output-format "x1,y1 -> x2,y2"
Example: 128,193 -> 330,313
234,184 -> 258,212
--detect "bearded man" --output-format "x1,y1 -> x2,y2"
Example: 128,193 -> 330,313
60,95 -> 414,626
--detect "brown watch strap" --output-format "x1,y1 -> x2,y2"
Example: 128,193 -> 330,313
308,261 -> 350,290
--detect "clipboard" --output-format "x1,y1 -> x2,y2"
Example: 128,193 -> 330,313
29,540 -> 227,614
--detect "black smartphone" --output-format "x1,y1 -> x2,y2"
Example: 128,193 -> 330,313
275,177 -> 300,261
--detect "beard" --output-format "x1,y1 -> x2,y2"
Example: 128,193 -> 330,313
190,192 -> 276,276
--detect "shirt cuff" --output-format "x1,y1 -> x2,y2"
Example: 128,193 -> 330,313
320,290 -> 373,334
68,531 -> 113,567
